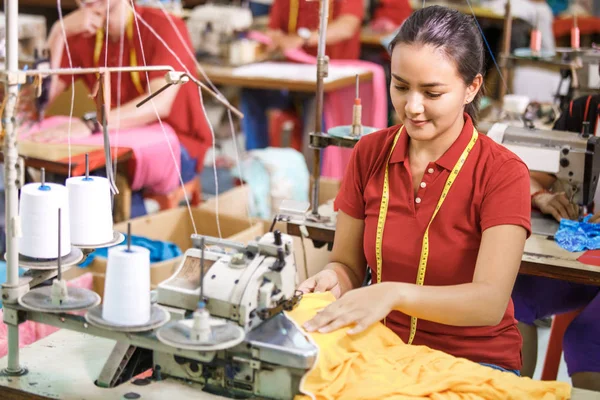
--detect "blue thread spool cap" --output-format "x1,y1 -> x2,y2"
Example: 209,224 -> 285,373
38,168 -> 50,191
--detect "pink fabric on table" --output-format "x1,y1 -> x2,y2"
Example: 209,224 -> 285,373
247,31 -> 389,179
0,272 -> 95,358
19,117 -> 181,194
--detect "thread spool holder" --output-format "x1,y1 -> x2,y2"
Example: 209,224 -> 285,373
156,236 -> 245,350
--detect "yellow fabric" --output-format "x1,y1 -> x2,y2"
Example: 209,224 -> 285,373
287,293 -> 571,400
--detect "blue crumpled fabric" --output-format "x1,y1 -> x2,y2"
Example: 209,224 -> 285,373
554,215 -> 600,252
79,234 -> 182,267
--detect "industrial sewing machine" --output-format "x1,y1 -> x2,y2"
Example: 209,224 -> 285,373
152,231 -> 315,399
3,230 -> 316,400
487,123 -> 600,236
186,4 -> 258,66
487,123 -> 600,207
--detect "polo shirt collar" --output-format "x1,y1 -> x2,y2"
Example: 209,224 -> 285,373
389,113 -> 475,171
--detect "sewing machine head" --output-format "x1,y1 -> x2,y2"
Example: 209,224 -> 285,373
155,231 -> 316,400
186,4 -> 257,65
157,230 -> 300,332
488,123 -> 600,209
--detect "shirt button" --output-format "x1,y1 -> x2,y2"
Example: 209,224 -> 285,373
427,168 -> 434,174
420,182 -> 426,188
415,197 -> 422,204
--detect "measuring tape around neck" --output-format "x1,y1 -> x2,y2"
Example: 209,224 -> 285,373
288,0 -> 333,34
375,126 -> 478,345
94,10 -> 145,97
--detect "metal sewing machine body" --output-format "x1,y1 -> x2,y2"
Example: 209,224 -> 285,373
488,123 -> 600,210
151,230 -> 315,399
2,230 -> 315,400
488,123 -> 600,236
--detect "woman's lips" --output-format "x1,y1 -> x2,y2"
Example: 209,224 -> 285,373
408,119 -> 429,127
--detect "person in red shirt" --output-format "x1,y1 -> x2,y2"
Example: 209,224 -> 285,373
363,0 -> 413,125
33,0 -> 212,203
241,0 -> 363,150
368,0 -> 412,33
299,6 -> 531,373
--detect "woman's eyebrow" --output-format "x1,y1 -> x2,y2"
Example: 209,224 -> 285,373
391,73 -> 447,88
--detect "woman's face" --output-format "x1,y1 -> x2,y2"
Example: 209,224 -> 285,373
390,43 -> 481,141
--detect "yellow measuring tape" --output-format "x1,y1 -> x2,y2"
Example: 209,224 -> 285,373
287,0 -> 333,34
376,126 -> 478,344
94,11 -> 145,96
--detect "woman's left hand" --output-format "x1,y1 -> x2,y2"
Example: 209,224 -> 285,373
302,283 -> 397,335
30,119 -> 92,143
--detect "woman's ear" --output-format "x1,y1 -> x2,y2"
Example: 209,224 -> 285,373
465,73 -> 483,104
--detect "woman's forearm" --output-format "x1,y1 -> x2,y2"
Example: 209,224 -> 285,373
326,262 -> 364,295
391,281 -> 507,327
106,78 -> 178,130
306,15 -> 361,46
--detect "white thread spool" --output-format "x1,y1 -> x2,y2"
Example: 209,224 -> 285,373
66,176 -> 113,246
19,183 -> 70,258
102,245 -> 151,326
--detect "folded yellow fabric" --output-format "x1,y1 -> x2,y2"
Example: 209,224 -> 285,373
287,292 -> 571,400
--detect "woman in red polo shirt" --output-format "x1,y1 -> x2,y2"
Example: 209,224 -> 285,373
299,6 -> 531,374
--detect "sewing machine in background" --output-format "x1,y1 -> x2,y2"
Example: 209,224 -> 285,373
488,123 -> 600,236
186,4 -> 259,66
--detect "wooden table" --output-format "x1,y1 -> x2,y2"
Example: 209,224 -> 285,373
286,216 -> 600,287
5,141 -> 134,177
198,62 -> 373,93
0,329 -> 598,400
522,234 -> 600,286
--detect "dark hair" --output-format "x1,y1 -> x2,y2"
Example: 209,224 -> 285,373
388,6 -> 485,125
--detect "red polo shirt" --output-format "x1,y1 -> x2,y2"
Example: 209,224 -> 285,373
374,0 -> 412,27
268,0 -> 364,60
335,114 -> 531,370
59,6 -> 212,172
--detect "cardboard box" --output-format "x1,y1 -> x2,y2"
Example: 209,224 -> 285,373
76,207 -> 263,288
201,185 -> 252,220
310,177 -> 341,208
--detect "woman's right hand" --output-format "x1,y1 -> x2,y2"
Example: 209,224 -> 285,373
297,269 -> 342,299
58,5 -> 105,37
533,191 -> 579,222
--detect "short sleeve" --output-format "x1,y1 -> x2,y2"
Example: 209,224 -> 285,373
480,159 -> 531,237
268,0 -> 286,31
334,142 -> 366,220
337,0 -> 365,20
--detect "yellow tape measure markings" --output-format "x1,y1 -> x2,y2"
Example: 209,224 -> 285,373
376,127 -> 478,344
